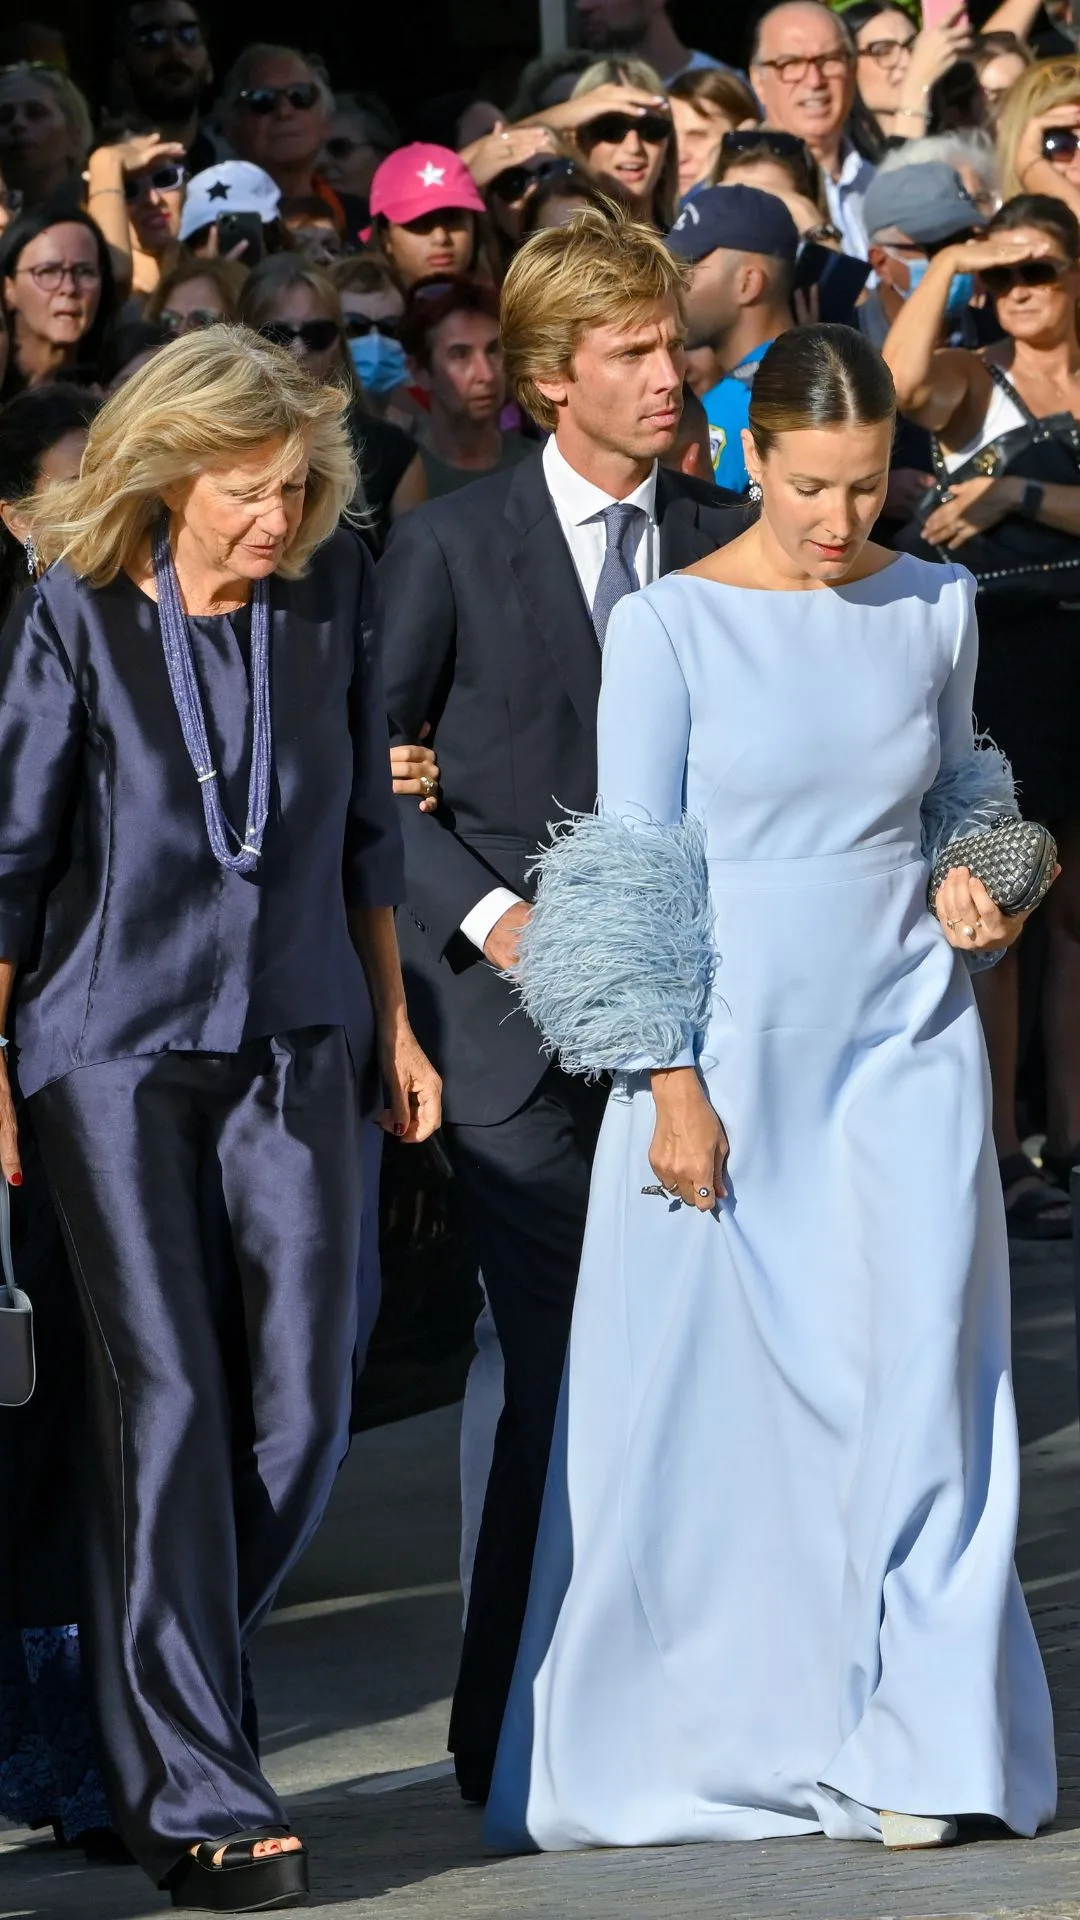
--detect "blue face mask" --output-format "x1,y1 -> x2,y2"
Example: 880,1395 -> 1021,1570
349,331 -> 408,396
906,256 -> 976,316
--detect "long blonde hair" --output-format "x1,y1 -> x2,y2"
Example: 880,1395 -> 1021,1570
997,56 -> 1080,198
32,326 -> 356,585
571,58 -> 679,231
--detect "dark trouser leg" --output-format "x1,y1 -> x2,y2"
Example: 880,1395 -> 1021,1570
30,1030 -> 361,1887
444,1067 -> 607,1775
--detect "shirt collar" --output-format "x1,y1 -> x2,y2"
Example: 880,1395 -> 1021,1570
543,434 -> 658,528
836,139 -> 873,190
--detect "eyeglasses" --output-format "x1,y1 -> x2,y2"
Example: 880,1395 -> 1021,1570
754,52 -> 853,84
127,22 -> 203,49
160,305 -> 220,332
257,318 -> 339,352
857,33 -> 916,67
578,110 -> 672,148
488,156 -> 577,203
124,161 -> 186,200
324,133 -> 378,159
343,313 -> 401,339
15,260 -> 101,291
981,257 -> 1071,294
237,82 -> 319,115
1043,127 -> 1080,163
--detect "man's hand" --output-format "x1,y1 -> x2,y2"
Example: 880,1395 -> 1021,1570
484,902 -> 533,971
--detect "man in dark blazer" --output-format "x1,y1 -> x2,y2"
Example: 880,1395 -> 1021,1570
377,207 -> 746,1800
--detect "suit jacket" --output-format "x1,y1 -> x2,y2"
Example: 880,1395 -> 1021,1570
378,450 -> 747,1125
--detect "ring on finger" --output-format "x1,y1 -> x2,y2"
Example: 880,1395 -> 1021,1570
697,1186 -> 713,1200
419,774 -> 438,798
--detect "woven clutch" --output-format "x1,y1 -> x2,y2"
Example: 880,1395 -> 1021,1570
928,817 -> 1058,918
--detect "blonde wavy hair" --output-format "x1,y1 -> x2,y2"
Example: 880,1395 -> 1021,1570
500,202 -> 688,432
997,56 -> 1080,198
571,58 -> 679,231
32,327 -> 356,585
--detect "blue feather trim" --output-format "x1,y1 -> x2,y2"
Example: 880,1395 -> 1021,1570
507,810 -> 717,1078
920,733 -> 1017,868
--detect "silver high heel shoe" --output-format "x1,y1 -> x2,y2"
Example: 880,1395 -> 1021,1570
880,1811 -> 958,1849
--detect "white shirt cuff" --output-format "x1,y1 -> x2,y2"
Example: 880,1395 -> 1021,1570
461,886 -> 523,953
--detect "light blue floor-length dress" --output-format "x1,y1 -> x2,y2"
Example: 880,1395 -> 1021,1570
485,554 -> 1057,1851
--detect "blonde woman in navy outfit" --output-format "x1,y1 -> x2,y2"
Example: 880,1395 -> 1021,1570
0,330 -> 441,1911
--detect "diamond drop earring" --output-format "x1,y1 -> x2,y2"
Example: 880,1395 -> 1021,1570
23,535 -> 37,576
747,480 -> 763,505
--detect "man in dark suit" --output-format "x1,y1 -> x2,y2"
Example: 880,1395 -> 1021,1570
377,207 -> 745,1801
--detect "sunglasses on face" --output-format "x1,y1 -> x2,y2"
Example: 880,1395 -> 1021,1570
160,305 -> 220,331
127,22 -> 203,48
324,133 -> 379,159
488,155 -> 577,203
257,318 -> 339,352
124,161 -> 186,200
981,257 -> 1072,294
342,313 -> 401,339
1043,126 -> 1080,163
578,109 -> 671,149
237,82 -> 318,114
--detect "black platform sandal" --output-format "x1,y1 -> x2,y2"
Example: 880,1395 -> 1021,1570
1000,1152 -> 1072,1240
165,1830 -> 309,1912
1038,1141 -> 1080,1191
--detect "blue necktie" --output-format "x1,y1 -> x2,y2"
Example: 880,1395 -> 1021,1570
591,502 -> 643,646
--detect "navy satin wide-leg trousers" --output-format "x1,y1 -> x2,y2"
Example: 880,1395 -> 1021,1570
29,1027 -> 362,1886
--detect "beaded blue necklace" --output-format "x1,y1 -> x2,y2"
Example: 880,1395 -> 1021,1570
152,522 -> 272,875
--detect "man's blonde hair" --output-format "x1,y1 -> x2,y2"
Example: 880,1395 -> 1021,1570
500,205 -> 688,432
31,327 -> 356,587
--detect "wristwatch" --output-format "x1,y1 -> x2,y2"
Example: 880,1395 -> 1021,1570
1020,480 -> 1045,519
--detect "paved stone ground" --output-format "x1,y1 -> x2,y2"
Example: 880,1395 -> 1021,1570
1,1241 -> 1078,1920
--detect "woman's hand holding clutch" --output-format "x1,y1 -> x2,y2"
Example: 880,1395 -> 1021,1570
649,1067 -> 729,1212
935,863 -> 1059,956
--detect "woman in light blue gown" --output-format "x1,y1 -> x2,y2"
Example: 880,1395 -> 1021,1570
485,325 -> 1058,1854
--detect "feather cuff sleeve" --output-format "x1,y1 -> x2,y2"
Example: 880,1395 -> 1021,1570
507,811 -> 717,1078
920,734 -> 1017,869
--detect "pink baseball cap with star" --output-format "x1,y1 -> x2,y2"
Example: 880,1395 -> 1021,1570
369,143 -> 486,225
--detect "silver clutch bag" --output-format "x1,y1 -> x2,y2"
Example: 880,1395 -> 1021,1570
928,817 -> 1058,918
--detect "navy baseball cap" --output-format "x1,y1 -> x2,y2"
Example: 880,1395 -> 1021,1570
667,184 -> 800,264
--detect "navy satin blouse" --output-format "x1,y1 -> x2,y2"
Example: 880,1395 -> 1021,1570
0,526 -> 404,1097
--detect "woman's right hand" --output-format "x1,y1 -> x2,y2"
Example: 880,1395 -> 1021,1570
0,1054 -> 21,1188
649,1066 -> 729,1211
899,8 -> 971,107
463,123 -> 560,187
1016,100 -> 1080,188
559,83 -> 669,132
944,228 -> 1054,276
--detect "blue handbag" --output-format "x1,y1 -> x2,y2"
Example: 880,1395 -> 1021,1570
0,1176 -> 34,1406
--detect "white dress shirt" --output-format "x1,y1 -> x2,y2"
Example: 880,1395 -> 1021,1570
459,438 -> 661,954
823,142 -> 875,262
